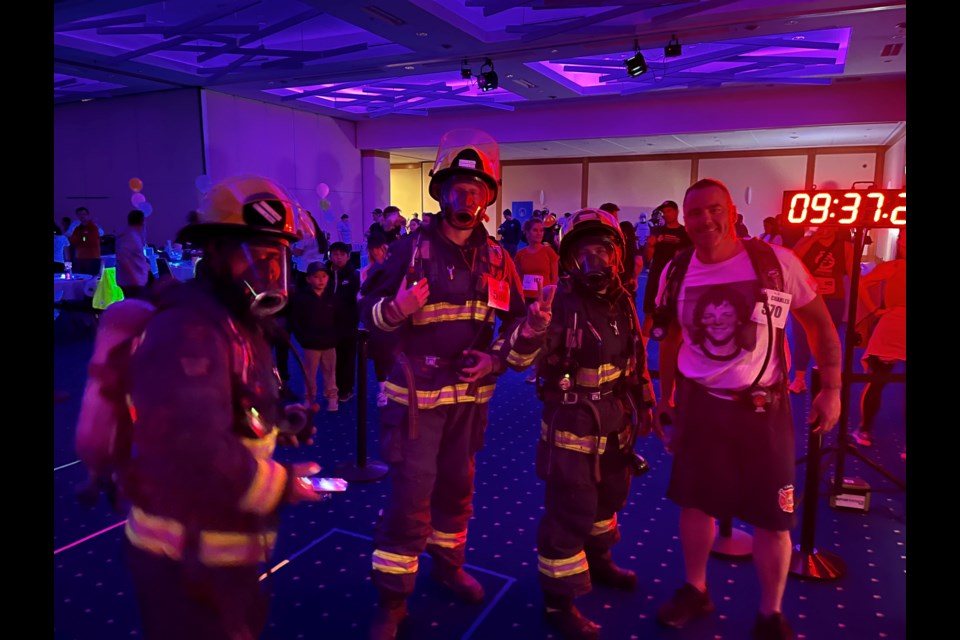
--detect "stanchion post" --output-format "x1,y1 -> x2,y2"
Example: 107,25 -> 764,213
789,368 -> 845,580
711,516 -> 753,560
334,327 -> 388,483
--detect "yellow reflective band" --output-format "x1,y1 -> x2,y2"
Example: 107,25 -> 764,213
125,507 -> 276,566
238,458 -> 288,515
590,514 -> 618,537
412,301 -> 493,326
240,427 -> 278,460
373,299 -> 401,332
538,551 -> 589,579
541,421 -> 605,454
575,364 -> 623,388
384,382 -> 496,408
372,549 -> 420,575
507,347 -> 539,368
427,528 -> 468,549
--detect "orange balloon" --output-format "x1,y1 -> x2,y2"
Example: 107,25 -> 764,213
129,177 -> 143,192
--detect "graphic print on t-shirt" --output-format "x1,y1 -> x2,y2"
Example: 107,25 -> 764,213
681,280 -> 758,361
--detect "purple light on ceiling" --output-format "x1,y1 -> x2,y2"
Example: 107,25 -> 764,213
529,28 -> 851,92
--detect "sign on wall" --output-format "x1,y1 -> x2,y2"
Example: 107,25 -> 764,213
511,201 -> 534,225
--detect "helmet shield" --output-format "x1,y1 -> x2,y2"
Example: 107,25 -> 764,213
429,129 -> 500,207
178,175 -> 314,245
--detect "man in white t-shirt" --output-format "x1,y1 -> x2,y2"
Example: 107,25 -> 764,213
652,178 -> 841,640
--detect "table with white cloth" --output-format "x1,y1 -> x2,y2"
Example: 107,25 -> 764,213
53,273 -> 95,301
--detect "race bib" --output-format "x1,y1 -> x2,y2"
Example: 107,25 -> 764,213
522,274 -> 544,292
751,289 -> 792,329
487,278 -> 510,311
814,276 -> 837,296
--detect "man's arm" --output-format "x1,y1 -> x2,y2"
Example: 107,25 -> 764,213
791,296 -> 843,431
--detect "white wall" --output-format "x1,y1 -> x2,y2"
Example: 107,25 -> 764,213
588,159 -> 693,224
54,89 -> 205,245
202,91 -> 362,242
698,155 -> 810,235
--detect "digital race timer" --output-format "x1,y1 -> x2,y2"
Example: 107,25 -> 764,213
781,189 -> 905,227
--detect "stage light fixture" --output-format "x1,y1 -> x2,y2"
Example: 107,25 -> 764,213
624,42 -> 647,78
665,34 -> 682,57
477,58 -> 498,91
461,59 -> 472,80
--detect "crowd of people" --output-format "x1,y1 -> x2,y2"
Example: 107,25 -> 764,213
69,128 -> 903,640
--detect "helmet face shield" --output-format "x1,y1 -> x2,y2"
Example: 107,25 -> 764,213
440,175 -> 493,229
227,238 -> 290,316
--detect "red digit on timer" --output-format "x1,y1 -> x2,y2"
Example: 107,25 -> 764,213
788,193 -> 810,223
867,192 -> 886,223
890,191 -> 906,225
809,193 -> 832,224
838,192 -> 861,224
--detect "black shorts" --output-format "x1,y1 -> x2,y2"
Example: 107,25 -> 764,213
666,377 -> 797,532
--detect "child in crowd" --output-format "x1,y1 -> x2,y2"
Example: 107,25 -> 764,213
288,261 -> 340,412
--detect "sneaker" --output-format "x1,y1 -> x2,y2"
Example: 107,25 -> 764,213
326,400 -> 339,412
752,612 -> 795,640
339,391 -> 355,403
787,378 -> 807,394
376,391 -> 389,407
851,430 -> 872,447
657,583 -> 714,629
543,604 -> 601,640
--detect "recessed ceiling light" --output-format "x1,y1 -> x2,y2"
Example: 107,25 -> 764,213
404,66 -> 415,70
551,49 -> 558,53
789,135 -> 799,139
506,74 -> 514,78
416,32 -> 428,37
786,19 -> 798,25
792,35 -> 806,40
81,98 -> 93,102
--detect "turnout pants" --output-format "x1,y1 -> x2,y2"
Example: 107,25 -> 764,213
371,399 -> 487,599
535,411 -> 632,600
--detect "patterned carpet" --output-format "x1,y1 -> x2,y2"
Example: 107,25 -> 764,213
53,284 -> 906,640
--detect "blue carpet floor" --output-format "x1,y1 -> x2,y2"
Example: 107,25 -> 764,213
53,284 -> 907,640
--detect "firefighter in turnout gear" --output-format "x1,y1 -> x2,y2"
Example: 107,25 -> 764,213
98,176 -> 325,640
359,129 -> 552,640
534,208 -> 656,640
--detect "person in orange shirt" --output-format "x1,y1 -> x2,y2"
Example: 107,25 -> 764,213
69,207 -> 103,275
852,230 -> 906,448
514,218 -> 559,382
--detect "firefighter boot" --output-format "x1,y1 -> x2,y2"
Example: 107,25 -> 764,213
431,563 -> 485,604
588,550 -> 637,591
543,594 -> 601,640
368,598 -> 408,640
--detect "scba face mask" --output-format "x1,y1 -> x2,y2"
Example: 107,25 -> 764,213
229,239 -> 290,317
440,176 -> 493,230
570,239 -> 620,293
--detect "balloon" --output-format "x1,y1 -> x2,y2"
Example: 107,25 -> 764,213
131,192 -> 146,206
316,183 -> 330,198
195,175 -> 213,193
137,202 -> 154,217
319,198 -> 331,211
129,177 -> 143,192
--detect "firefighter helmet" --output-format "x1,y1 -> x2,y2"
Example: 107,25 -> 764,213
428,129 -> 501,207
177,175 -> 314,245
559,207 -> 626,272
